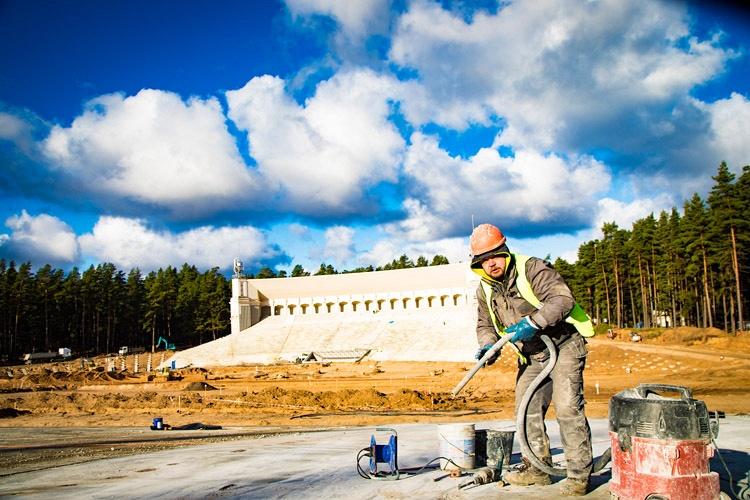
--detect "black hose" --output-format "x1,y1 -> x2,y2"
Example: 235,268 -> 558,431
515,334 -> 611,477
357,446 -> 466,480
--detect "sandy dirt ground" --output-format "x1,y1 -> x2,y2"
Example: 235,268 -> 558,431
1,327 -> 749,475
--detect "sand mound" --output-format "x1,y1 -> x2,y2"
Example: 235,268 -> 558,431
183,382 -> 217,391
0,408 -> 32,418
241,387 -> 463,411
654,327 -> 725,344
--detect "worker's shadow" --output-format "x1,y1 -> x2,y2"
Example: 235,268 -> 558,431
509,447 -> 750,495
508,448 -> 614,489
712,449 -> 750,498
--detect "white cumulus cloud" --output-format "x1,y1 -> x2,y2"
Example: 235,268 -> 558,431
226,69 -> 405,214
358,235 -> 469,268
285,0 -> 390,38
78,217 -> 279,271
594,194 -> 675,236
323,225 -> 356,263
391,132 -> 611,241
0,210 -> 79,264
41,89 -> 259,218
0,112 -> 35,152
704,92 -> 750,172
390,0 -> 732,157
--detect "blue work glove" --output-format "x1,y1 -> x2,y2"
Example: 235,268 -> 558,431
475,343 -> 500,365
506,317 -> 539,343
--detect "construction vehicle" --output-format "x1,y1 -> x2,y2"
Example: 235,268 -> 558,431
156,336 -> 176,350
22,348 -> 73,364
22,351 -> 59,364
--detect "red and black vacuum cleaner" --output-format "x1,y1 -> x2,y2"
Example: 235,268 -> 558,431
453,334 -> 727,499
609,384 -> 720,500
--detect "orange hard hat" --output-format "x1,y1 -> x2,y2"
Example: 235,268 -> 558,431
470,223 -> 507,257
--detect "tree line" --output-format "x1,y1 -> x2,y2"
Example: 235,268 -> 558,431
250,254 -> 450,278
0,254 -> 451,359
0,263 -> 231,359
554,162 -> 749,333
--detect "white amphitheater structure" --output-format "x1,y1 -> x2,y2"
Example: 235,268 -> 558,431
166,263 -> 481,367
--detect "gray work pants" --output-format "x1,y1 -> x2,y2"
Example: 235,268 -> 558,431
514,334 -> 593,481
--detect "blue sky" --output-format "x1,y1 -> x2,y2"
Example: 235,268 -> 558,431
1,0 -> 749,275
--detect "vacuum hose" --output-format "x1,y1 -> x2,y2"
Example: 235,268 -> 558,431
450,334 -> 611,477
451,334 -> 513,397
516,335 -> 611,477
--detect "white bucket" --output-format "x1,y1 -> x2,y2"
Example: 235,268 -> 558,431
438,423 -> 476,470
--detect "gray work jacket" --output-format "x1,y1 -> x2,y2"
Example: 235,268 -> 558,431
475,255 -> 578,358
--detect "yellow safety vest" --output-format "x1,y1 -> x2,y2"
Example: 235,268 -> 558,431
479,253 -> 595,338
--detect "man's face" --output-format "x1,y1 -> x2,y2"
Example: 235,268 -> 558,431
481,255 -> 507,279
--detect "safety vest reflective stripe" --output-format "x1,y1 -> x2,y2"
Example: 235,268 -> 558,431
479,280 -> 526,363
482,254 -> 595,338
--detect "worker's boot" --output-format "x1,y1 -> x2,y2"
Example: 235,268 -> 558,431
503,457 -> 551,486
559,477 -> 589,496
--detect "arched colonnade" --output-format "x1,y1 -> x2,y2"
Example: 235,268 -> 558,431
269,289 -> 470,317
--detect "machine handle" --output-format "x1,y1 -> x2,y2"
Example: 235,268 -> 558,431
375,427 -> 398,436
635,384 -> 692,400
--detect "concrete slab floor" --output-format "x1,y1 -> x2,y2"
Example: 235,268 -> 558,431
1,417 -> 749,499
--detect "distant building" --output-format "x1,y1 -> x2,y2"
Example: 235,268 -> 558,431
169,263 -> 482,366
230,263 -> 478,335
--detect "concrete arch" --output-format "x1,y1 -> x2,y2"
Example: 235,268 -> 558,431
428,296 -> 436,308
352,301 -> 361,312
260,305 -> 271,320
326,302 -> 335,313
313,303 -> 322,314
288,304 -> 296,315
300,304 -> 309,314
364,300 -> 373,312
274,305 -> 283,316
377,299 -> 385,311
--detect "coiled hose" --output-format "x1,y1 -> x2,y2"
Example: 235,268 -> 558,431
451,334 -> 611,477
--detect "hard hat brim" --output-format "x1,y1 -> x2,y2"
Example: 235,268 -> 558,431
470,244 -> 510,267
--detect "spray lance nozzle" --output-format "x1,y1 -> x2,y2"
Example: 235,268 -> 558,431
451,334 -> 516,397
458,467 -> 498,490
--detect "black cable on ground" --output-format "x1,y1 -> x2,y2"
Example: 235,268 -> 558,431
356,448 -> 466,481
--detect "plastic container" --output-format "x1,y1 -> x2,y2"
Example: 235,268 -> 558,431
438,423 -> 475,470
152,417 -> 163,430
486,429 -> 515,470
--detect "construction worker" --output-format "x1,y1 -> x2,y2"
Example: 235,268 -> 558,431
469,223 -> 593,497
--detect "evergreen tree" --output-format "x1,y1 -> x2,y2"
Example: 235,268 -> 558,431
682,194 -> 713,329
256,267 -> 277,279
430,255 -> 450,265
10,263 -> 34,355
124,268 -> 145,348
707,162 -> 742,331
291,264 -> 309,277
314,263 -> 337,275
